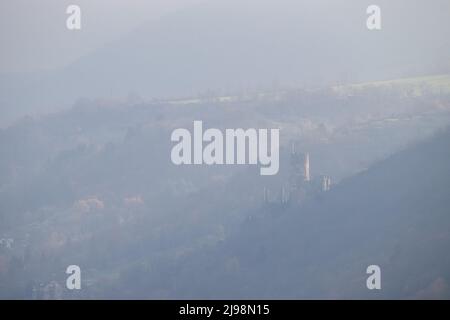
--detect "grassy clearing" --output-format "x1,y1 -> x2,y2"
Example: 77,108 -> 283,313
334,74 -> 450,96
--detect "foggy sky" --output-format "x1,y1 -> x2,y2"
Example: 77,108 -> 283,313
0,0 -> 204,73
1,0 -> 449,75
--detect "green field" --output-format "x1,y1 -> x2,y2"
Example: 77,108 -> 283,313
334,74 -> 450,96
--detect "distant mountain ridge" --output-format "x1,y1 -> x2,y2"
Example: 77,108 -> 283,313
1,0 -> 450,126
170,128 -> 450,298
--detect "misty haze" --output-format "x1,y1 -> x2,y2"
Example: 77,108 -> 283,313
1,0 -> 450,300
